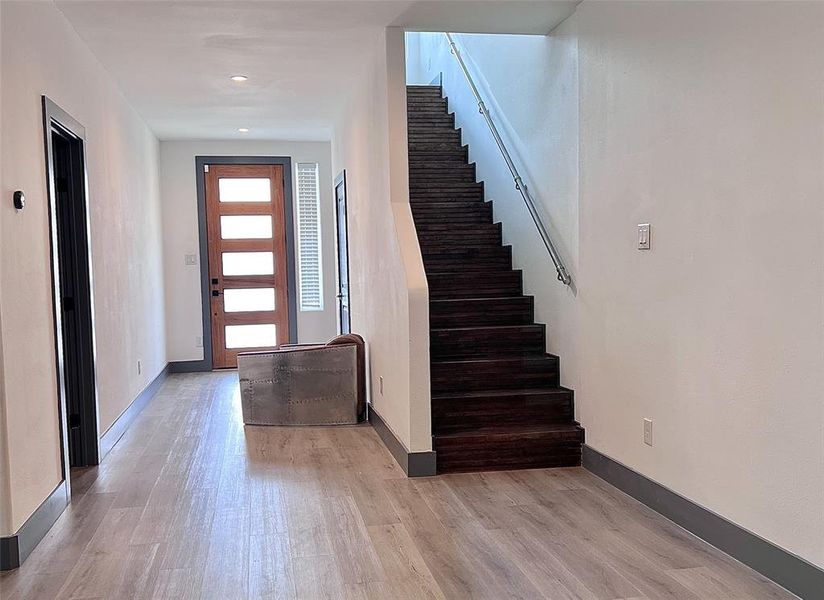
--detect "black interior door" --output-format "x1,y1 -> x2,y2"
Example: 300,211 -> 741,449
52,127 -> 98,467
335,173 -> 351,334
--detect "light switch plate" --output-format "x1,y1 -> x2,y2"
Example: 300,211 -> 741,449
638,224 -> 651,250
184,253 -> 198,266
643,418 -> 653,446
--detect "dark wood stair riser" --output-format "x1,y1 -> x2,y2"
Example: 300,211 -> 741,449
429,296 -> 533,328
418,220 -> 500,236
408,126 -> 459,135
412,202 -> 493,226
423,258 -> 512,273
416,221 -> 499,235
421,246 -> 513,274
409,155 -> 469,164
407,95 -> 448,103
409,147 -> 467,160
410,181 -> 483,192
407,114 -> 454,123
434,427 -> 584,473
411,190 -> 484,199
411,194 -> 485,204
430,325 -> 545,360
431,356 -> 560,393
408,134 -> 462,145
418,234 -> 503,250
432,389 -> 574,435
410,174 -> 476,183
407,104 -> 449,114
427,272 -> 522,300
409,162 -> 474,171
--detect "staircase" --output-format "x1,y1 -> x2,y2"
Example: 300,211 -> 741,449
406,85 -> 584,473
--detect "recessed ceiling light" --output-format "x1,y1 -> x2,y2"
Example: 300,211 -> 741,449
230,75 -> 248,82
237,128 -> 250,133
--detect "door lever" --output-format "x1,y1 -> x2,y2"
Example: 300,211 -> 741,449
212,290 -> 222,297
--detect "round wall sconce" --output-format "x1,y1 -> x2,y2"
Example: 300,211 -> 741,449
13,191 -> 26,211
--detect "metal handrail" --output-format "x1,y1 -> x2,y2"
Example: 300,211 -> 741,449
444,33 -> 572,285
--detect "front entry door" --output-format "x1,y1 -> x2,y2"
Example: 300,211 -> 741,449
205,164 -> 289,368
334,172 -> 351,334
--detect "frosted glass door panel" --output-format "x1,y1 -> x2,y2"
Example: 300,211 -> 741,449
222,252 -> 274,276
223,288 -> 276,312
225,324 -> 277,348
220,215 -> 273,239
218,178 -> 271,203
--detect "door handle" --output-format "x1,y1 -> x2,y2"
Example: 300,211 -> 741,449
212,290 -> 222,297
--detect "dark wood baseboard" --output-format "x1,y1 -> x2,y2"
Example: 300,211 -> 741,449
0,481 -> 68,571
583,445 -> 822,599
369,407 -> 436,477
99,364 -> 169,459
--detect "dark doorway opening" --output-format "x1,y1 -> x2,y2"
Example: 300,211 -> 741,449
334,171 -> 351,334
43,97 -> 100,472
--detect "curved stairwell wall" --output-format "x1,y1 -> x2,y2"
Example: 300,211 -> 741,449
331,27 -> 432,454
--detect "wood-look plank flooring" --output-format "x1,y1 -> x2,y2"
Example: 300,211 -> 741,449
0,372 -> 794,599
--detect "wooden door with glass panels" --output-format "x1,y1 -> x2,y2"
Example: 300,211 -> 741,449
205,164 -> 289,368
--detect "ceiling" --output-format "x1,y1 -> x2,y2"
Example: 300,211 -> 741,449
55,1 -> 578,141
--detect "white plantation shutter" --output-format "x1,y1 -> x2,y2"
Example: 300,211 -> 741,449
295,163 -> 323,311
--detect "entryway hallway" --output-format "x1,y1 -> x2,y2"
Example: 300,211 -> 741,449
0,373 -> 792,599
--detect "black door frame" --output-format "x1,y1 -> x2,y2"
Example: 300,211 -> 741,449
334,170 -> 351,334
169,156 -> 298,373
42,96 -> 101,481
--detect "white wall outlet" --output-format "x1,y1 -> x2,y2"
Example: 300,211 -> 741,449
137,359 -> 142,375
184,253 -> 198,266
638,223 -> 651,250
379,376 -> 384,396
643,418 -> 653,446
195,336 -> 203,348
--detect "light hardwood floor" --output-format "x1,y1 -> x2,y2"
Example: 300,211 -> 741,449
0,372 -> 795,599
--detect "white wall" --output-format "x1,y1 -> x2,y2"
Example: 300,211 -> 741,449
332,27 -> 431,453
576,0 -> 824,569
0,1 -> 165,534
160,140 -> 337,362
408,0 -> 824,570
